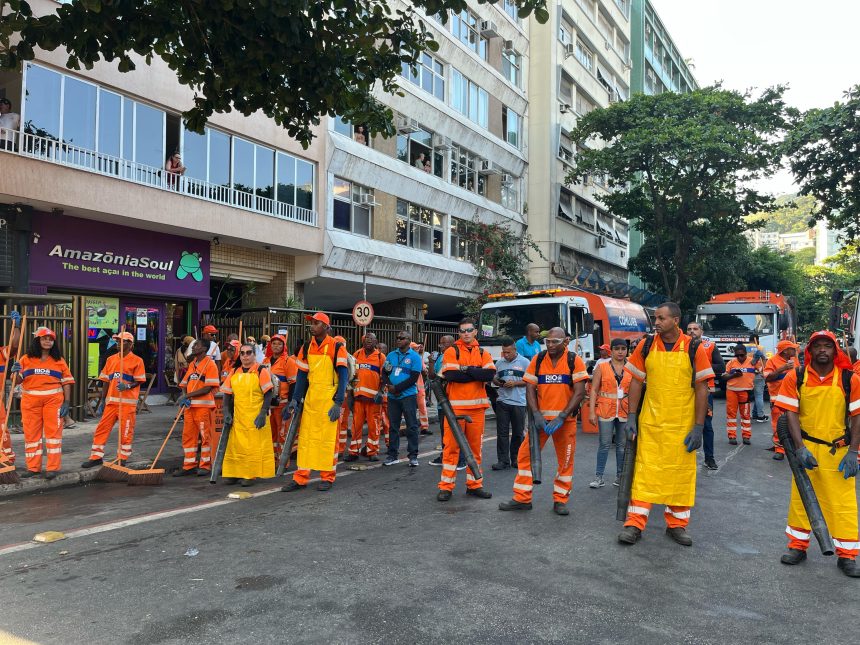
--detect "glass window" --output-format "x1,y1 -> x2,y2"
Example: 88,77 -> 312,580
502,0 -> 518,21
276,151 -> 296,205
396,199 -> 444,254
333,199 -> 351,231
502,107 -> 520,148
576,41 -> 594,73
478,303 -> 564,346
576,88 -> 595,115
232,138 -> 255,194
183,127 -> 208,182
401,53 -> 445,101
501,178 -> 519,211
450,218 -> 483,262
255,146 -> 274,200
97,90 -> 122,157
332,177 -> 372,236
134,102 -> 164,167
62,76 -> 97,149
333,115 -> 352,137
296,159 -> 314,210
451,9 -> 488,60
502,51 -> 521,88
23,64 -> 62,140
450,69 -> 488,129
122,98 -> 133,160
209,129 -> 230,187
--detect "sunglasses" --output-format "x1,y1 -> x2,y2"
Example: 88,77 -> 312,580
239,350 -> 254,356
544,338 -> 565,345
459,328 -> 476,334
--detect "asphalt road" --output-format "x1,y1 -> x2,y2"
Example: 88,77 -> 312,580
1,399 -> 856,645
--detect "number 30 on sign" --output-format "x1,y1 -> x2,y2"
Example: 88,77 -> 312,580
352,300 -> 374,327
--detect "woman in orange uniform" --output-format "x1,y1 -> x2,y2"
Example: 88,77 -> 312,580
10,327 -> 74,479
588,338 -> 633,488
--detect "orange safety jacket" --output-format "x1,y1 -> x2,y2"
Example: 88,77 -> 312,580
353,348 -> 386,401
99,351 -> 146,406
179,355 -> 220,406
725,356 -> 756,392
18,355 -> 75,395
441,340 -> 495,409
595,359 -> 632,420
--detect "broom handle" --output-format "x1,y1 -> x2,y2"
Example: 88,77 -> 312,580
0,316 -> 16,408
4,314 -> 26,423
116,324 -> 126,462
150,407 -> 184,469
0,314 -> 22,461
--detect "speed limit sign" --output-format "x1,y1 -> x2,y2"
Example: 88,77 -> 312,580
352,300 -> 374,327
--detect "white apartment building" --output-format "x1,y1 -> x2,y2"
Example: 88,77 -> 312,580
527,0 -> 633,291
298,1 -> 529,318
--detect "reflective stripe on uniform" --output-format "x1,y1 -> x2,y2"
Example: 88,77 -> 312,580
517,470 -> 531,477
556,475 -> 572,483
441,475 -> 456,483
833,538 -> 860,550
513,482 -> 533,492
22,388 -> 63,396
774,395 -> 799,409
695,367 -> 715,382
627,505 -> 650,516
664,508 -> 690,519
785,526 -> 810,540
553,485 -> 568,495
449,398 -> 489,406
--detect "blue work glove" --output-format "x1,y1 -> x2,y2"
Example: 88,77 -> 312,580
328,401 -> 342,422
10,361 -> 21,374
373,391 -> 383,405
59,401 -> 69,418
9,310 -> 21,326
838,450 -> 858,479
177,394 -> 191,408
116,383 -> 132,392
254,408 -> 268,429
282,399 -> 298,421
531,412 -> 546,433
623,412 -> 638,441
544,413 -> 567,436
683,424 -> 704,452
795,445 -> 818,470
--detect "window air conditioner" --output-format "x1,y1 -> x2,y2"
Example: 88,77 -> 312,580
560,103 -> 572,113
604,40 -> 611,50
358,195 -> 376,206
503,40 -> 515,54
500,174 -> 514,186
395,114 -> 420,134
564,43 -> 576,58
480,159 -> 504,175
596,236 -> 607,249
431,133 -> 453,150
480,20 -> 500,38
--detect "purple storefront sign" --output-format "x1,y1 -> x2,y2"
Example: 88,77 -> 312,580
29,212 -> 209,298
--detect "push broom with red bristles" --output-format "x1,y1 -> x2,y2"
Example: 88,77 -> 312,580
127,407 -> 184,486
0,314 -> 24,485
96,327 -> 133,483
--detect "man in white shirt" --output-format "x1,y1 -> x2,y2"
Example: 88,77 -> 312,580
0,98 -> 20,150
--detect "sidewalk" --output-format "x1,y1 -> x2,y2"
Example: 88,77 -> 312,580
0,402 -> 454,498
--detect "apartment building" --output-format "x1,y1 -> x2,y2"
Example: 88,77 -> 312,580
0,0 -> 324,390
298,0 -> 529,318
627,0 -> 698,288
527,0 -> 633,293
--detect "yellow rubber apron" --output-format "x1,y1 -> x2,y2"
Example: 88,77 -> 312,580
222,369 -> 275,480
297,348 -> 338,472
632,340 -> 697,506
788,368 -> 858,542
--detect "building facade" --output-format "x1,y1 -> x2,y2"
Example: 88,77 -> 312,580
0,0 -> 324,390
627,0 -> 698,288
296,0 -> 529,319
527,0 -> 633,292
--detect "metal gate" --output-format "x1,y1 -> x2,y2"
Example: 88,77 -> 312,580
201,308 -> 459,354
2,294 -> 87,422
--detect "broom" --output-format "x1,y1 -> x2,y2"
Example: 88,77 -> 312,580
95,326 -> 132,483
0,314 -> 24,485
127,407 -> 184,486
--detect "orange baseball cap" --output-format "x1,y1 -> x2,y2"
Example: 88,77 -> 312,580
270,334 -> 287,345
776,340 -> 799,353
116,331 -> 135,342
306,312 -> 330,325
599,344 -> 611,352
202,324 -> 218,334
34,326 -> 56,339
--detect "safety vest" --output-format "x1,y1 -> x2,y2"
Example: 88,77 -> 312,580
595,359 -> 632,420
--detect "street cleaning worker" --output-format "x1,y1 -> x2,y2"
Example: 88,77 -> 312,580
763,340 -> 799,461
686,322 -> 725,471
9,326 -> 75,479
267,334 -> 296,463
280,312 -> 348,492
334,335 -> 356,457
82,331 -> 146,468
499,326 -> 588,515
588,337 -> 632,488
176,338 -> 220,476
345,332 -> 386,462
437,317 -> 496,502
0,310 -> 21,465
618,302 -> 713,546
722,343 -> 756,445
219,343 -> 276,487
774,330 -> 860,577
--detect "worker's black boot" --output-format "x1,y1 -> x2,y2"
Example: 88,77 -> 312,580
837,558 -> 860,577
437,490 -> 452,502
553,502 -> 569,516
780,548 -> 807,565
466,487 -> 492,499
498,499 -> 532,511
617,526 -> 642,544
666,527 -> 693,546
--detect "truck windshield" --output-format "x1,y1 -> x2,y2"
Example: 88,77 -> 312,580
698,313 -> 773,335
479,303 -> 564,345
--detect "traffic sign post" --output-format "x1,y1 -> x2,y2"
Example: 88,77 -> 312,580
352,300 -> 374,328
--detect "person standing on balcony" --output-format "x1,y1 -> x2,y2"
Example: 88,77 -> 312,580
165,150 -> 186,189
0,98 -> 20,151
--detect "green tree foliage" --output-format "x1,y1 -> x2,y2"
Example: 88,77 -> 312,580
568,87 -> 789,306
0,0 -> 548,146
742,246 -> 805,296
746,194 -> 817,233
789,246 -> 816,266
785,85 -> 860,240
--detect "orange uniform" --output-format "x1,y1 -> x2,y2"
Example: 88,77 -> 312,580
438,340 -> 495,492
349,347 -> 386,457
764,354 -> 793,455
88,351 -> 146,461
594,359 -> 632,421
268,352 -> 298,460
725,356 -> 756,441
18,354 -> 74,473
0,347 -> 14,464
178,355 -> 220,472
514,351 -> 588,504
853,360 -> 860,377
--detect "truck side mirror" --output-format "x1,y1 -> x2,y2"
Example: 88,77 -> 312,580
779,317 -> 789,331
584,313 -> 594,335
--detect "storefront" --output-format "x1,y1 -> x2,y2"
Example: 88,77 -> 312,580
28,212 -> 210,392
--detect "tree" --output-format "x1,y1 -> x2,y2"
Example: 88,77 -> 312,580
785,85 -> 860,240
568,86 -> 790,307
0,0 -> 548,146
746,194 -> 817,233
741,246 -> 805,296
789,246 -> 816,267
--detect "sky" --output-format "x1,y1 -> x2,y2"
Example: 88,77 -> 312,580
650,0 -> 860,196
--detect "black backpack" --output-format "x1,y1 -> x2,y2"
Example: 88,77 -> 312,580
639,334 -> 701,388
795,367 -> 853,452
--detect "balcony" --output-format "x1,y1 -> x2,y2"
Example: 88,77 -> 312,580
0,128 -> 317,227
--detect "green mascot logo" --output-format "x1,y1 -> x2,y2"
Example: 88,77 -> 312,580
176,251 -> 203,282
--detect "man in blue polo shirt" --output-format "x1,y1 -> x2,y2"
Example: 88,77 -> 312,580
380,330 -> 424,467
492,337 -> 530,470
515,323 -> 541,361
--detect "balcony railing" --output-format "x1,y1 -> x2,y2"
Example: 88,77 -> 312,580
0,128 -> 317,227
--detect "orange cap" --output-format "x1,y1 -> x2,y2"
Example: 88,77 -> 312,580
116,331 -> 135,342
202,325 -> 218,334
34,326 -> 56,339
306,312 -> 330,325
